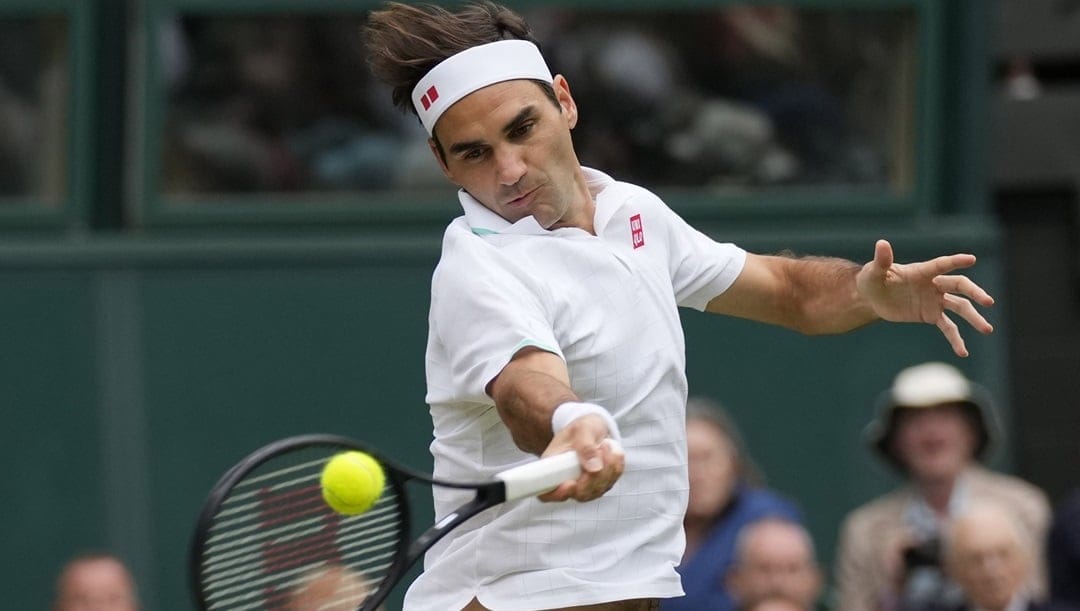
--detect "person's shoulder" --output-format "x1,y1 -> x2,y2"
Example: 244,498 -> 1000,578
968,466 -> 1050,506
738,486 -> 802,519
841,486 -> 910,530
437,216 -> 498,258
440,215 -> 479,242
433,218 -> 503,283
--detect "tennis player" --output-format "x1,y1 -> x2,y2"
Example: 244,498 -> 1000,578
362,3 -> 995,610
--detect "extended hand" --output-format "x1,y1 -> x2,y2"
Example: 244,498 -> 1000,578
856,239 -> 995,357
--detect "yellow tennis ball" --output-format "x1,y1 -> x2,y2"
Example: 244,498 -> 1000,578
320,451 -> 385,515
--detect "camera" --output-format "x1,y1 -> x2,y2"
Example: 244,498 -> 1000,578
902,538 -> 942,571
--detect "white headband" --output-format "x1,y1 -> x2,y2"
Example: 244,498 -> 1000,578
412,39 -> 554,136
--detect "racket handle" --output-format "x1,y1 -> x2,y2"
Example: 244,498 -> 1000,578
496,450 -> 582,501
497,440 -> 625,501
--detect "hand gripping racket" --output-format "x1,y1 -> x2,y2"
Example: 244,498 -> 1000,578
189,433 -> 584,610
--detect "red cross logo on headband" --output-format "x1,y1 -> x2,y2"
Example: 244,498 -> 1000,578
420,86 -> 440,111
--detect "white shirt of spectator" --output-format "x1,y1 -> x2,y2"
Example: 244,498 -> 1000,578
405,167 -> 746,610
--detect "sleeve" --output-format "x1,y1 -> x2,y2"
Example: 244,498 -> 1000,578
428,237 -> 562,404
640,192 -> 746,310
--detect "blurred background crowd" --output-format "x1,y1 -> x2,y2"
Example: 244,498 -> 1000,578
155,7 -> 908,196
4,0 -> 1078,609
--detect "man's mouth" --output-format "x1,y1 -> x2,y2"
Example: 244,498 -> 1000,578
504,186 -> 539,208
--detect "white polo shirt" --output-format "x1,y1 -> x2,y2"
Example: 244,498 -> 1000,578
405,167 -> 746,610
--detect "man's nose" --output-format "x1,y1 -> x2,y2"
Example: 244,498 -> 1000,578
495,146 -> 527,186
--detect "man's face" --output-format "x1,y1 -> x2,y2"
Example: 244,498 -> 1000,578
55,559 -> 138,611
892,404 -> 976,482
685,418 -> 738,522
947,510 -> 1030,611
430,76 -> 590,230
727,522 -> 822,608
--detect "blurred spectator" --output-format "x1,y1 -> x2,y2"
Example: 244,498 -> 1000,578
726,518 -> 825,610
743,595 -> 813,611
0,17 -> 68,203
747,595 -> 820,611
286,564 -> 377,611
835,362 -> 1052,611
942,502 -> 1079,611
163,14 -> 432,196
1003,58 -> 1042,100
162,7 -> 908,199
541,6 -> 901,190
1050,489 -> 1080,605
662,397 -> 802,611
53,553 -> 139,611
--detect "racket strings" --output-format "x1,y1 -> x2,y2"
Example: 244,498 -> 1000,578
197,447 -> 404,610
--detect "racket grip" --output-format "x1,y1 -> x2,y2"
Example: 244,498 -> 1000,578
496,450 -> 582,501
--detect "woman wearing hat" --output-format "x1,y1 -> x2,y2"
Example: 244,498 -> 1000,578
834,362 -> 1051,611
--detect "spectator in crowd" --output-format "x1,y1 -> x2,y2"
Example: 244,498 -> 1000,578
663,397 -> 802,611
1049,488 -> 1080,605
286,564 -> 376,611
835,362 -> 1051,611
743,595 -> 814,611
726,518 -> 825,611
52,553 -> 139,611
942,502 -> 1079,611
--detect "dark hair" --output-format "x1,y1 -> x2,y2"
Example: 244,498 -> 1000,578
363,1 -> 541,115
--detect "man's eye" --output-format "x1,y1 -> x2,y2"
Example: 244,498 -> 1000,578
510,122 -> 534,139
463,149 -> 485,161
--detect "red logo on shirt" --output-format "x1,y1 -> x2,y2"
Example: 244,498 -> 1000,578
630,214 -> 645,249
420,86 -> 439,111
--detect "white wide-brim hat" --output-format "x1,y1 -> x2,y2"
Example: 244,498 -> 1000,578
864,361 -> 997,471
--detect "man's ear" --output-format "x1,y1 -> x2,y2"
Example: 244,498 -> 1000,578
553,75 -> 578,129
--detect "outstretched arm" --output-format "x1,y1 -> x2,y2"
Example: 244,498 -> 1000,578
706,239 -> 995,356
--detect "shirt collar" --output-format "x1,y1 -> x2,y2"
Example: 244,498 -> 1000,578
456,167 -> 616,236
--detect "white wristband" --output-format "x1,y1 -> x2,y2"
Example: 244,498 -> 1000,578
551,402 -> 622,442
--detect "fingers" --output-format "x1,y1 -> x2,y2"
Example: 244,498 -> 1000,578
935,311 -> 968,358
538,437 -> 624,503
866,239 -> 994,357
872,239 -> 894,272
917,253 -> 977,277
934,275 -> 995,308
943,293 -> 994,334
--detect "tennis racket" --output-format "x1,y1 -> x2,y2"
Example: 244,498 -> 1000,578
189,433 -> 584,610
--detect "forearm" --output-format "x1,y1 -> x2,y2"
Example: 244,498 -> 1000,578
782,255 -> 879,334
707,252 -> 879,335
487,349 -> 579,455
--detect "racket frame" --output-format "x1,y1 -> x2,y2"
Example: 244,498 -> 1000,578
189,433 -> 509,611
